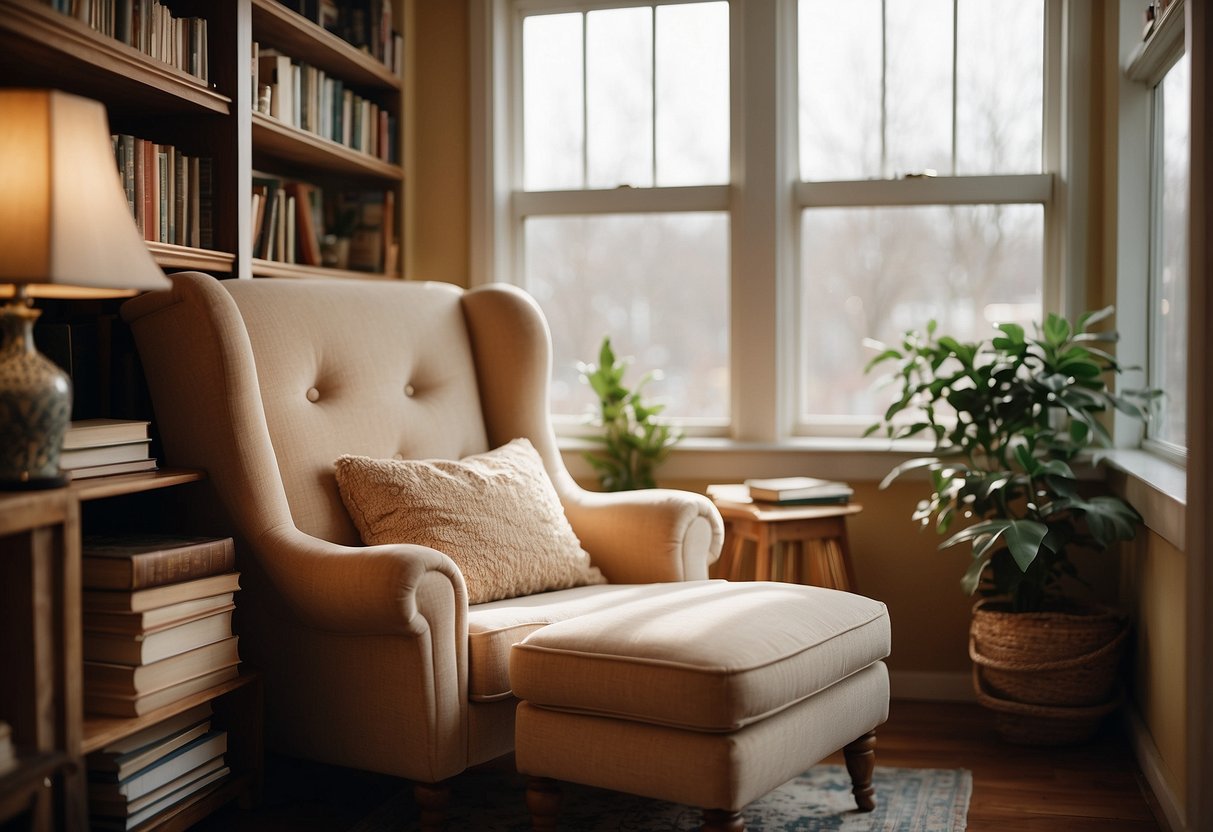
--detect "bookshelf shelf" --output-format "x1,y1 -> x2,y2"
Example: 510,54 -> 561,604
249,258 -> 394,281
147,243 -> 237,274
69,469 -> 206,503
0,752 -> 71,826
0,0 -> 231,116
250,0 -> 401,92
252,111 -> 404,181
82,673 -> 257,754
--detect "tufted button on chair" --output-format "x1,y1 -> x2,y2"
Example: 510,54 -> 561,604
120,272 -> 725,822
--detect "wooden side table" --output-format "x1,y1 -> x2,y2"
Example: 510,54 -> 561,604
707,484 -> 863,591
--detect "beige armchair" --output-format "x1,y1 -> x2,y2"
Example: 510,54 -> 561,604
120,273 -> 723,795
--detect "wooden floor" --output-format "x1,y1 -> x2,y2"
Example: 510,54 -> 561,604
193,700 -> 1164,831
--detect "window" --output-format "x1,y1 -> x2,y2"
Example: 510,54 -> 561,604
517,2 -> 731,426
795,0 -> 1049,433
477,0 -> 1071,441
1148,53 -> 1189,452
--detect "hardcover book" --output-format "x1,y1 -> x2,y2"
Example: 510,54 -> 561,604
83,610 -> 233,665
83,573 -> 241,614
84,637 -> 240,697
81,534 -> 235,591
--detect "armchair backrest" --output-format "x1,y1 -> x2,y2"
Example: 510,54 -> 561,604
121,272 -> 536,547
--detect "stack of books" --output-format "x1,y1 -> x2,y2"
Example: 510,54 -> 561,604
82,535 -> 241,717
87,704 -> 230,831
744,477 -> 854,506
61,420 -> 157,480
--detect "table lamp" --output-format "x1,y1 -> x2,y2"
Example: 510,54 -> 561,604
0,89 -> 171,489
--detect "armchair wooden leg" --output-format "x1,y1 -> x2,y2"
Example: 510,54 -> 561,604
701,808 -> 746,831
843,730 -> 877,812
415,780 -> 451,832
526,776 -> 562,831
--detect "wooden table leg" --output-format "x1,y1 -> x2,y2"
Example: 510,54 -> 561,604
753,524 -> 772,582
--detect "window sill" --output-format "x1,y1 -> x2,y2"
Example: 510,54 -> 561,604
560,440 -> 1187,549
1102,449 -> 1186,549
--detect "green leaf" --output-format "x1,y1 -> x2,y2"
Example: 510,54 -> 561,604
961,556 -> 990,596
864,349 -> 903,373
879,456 -> 943,490
1043,314 -> 1072,346
1004,520 -> 1050,572
1077,305 -> 1115,331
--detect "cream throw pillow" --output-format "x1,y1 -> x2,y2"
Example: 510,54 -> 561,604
334,438 -> 606,604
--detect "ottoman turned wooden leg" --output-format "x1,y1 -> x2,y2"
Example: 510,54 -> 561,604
701,808 -> 746,831
843,730 -> 877,812
526,776 -> 562,831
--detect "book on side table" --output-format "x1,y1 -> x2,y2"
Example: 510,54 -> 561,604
743,476 -> 854,505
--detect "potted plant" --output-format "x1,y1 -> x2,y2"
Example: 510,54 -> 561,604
579,337 -> 682,491
866,307 -> 1158,744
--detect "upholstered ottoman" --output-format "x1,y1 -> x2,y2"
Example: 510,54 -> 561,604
510,581 -> 891,831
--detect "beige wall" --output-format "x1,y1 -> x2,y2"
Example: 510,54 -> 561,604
405,0 -> 471,287
1123,530 -> 1188,808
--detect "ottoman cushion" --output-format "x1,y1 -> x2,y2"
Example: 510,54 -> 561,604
510,581 -> 890,732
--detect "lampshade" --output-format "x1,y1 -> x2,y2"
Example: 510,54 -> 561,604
0,89 -> 170,489
0,89 -> 170,292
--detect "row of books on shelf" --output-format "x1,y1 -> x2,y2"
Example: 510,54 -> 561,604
251,177 -> 396,273
88,704 -> 229,830
63,419 -> 157,480
45,0 -> 209,83
276,0 -> 403,75
110,135 -> 215,251
254,45 -> 399,164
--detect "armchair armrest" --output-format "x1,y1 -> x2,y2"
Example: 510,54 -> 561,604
562,489 -> 724,584
256,524 -> 468,636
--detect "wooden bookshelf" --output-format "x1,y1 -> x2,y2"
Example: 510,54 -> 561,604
68,468 -> 206,503
250,0 -> 400,92
0,0 -> 406,281
251,111 -> 403,182
146,243 -> 237,274
250,258 -> 395,281
0,0 -> 231,116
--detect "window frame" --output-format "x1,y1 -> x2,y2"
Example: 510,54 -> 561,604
1119,0 -> 1188,466
471,0 -> 1088,444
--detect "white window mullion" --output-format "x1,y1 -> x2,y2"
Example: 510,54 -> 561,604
796,174 -> 1053,208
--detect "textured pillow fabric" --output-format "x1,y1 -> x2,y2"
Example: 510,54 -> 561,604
334,438 -> 606,604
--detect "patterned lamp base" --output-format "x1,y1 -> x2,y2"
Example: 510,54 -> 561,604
0,301 -> 71,489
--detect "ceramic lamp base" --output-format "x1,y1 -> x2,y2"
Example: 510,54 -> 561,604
0,300 -> 72,489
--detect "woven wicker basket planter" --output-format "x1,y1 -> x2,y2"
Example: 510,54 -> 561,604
970,599 -> 1129,745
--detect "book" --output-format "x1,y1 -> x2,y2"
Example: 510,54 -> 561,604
84,637 -> 240,697
67,459 -> 159,481
744,476 -> 854,503
84,667 -> 239,717
87,704 -> 212,781
59,439 -> 152,470
83,610 -> 233,665
87,730 -> 227,801
83,573 -> 241,614
83,593 -> 235,636
63,419 -> 150,450
91,762 -> 230,829
90,750 -> 222,815
82,534 -> 235,591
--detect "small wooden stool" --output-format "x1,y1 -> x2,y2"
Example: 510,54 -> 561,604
707,484 -> 862,591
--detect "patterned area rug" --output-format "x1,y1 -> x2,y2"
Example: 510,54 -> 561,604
352,765 -> 971,832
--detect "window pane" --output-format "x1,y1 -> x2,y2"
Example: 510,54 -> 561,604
524,13 -> 584,190
799,0 -> 882,180
885,0 -> 953,176
956,0 -> 1044,174
799,205 -> 1043,420
587,7 -> 653,188
656,1 -> 730,186
1151,54 -> 1189,448
525,213 -> 730,419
